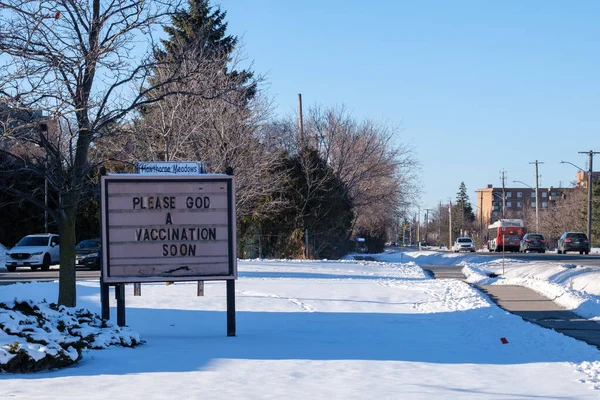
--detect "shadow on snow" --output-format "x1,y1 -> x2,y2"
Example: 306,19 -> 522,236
3,285 -> 597,379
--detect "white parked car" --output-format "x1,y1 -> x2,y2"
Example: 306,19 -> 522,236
5,233 -> 60,272
453,237 -> 475,252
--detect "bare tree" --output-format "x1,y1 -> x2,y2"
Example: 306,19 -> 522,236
539,188 -> 586,248
103,56 -> 289,227
306,105 -> 419,237
0,0 -> 243,306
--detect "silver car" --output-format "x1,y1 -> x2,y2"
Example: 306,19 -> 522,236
5,233 -> 60,272
453,237 -> 475,252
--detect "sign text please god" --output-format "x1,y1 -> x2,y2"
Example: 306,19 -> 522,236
132,195 -> 216,256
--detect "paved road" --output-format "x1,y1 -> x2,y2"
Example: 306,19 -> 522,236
3,248 -> 600,284
0,266 -> 99,285
393,246 -> 600,267
468,251 -> 600,265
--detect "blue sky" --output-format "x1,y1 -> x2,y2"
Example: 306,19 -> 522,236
218,0 -> 600,214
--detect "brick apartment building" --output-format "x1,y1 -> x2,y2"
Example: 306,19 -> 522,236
575,171 -> 600,188
476,185 -> 570,227
476,171 -> 600,227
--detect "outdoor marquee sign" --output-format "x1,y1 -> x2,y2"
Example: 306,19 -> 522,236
100,174 -> 237,284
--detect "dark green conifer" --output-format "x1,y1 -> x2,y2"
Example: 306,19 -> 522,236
157,0 -> 255,99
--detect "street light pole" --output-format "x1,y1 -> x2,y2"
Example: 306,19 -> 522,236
529,160 -> 543,233
578,151 -> 599,248
513,180 -> 538,232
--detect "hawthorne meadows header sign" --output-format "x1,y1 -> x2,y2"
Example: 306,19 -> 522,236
135,161 -> 205,175
100,174 -> 237,284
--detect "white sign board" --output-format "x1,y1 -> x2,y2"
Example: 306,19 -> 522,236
135,161 -> 204,175
100,174 -> 236,284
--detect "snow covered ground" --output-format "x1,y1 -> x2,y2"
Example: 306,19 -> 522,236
384,248 -> 600,320
2,248 -> 600,398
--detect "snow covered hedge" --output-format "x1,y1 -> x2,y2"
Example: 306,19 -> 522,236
0,299 -> 142,373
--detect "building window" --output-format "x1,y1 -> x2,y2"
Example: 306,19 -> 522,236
507,201 -> 512,207
530,192 -> 535,198
531,202 -> 536,207
492,211 -> 498,218
516,211 -> 522,217
517,192 -> 522,198
551,192 -> 557,197
506,192 -> 512,198
542,201 -> 548,207
517,202 -> 522,208
542,192 -> 547,198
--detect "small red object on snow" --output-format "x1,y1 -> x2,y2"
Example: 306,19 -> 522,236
500,337 -> 508,344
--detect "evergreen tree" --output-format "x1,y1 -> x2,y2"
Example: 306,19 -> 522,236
258,148 -> 354,259
455,182 -> 475,220
452,182 -> 475,236
157,0 -> 256,99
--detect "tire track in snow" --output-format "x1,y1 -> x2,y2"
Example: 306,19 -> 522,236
237,290 -> 316,312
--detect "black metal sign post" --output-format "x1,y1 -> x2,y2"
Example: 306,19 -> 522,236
227,279 -> 236,336
116,284 -> 126,327
100,273 -> 110,320
226,167 -> 236,336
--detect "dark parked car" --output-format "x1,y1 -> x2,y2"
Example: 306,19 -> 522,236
75,238 -> 101,270
519,233 -> 546,253
557,232 -> 590,255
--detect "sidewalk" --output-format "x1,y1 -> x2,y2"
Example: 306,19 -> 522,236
423,266 -> 600,349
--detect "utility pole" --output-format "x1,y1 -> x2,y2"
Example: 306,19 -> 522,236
439,201 -> 442,247
501,170 -> 506,219
461,200 -> 464,236
299,93 -> 307,258
395,213 -> 400,246
479,190 -> 483,246
424,208 -> 433,243
448,199 -> 452,250
529,160 -> 544,233
298,93 -> 304,145
578,150 -> 599,247
417,206 -> 421,245
44,157 -> 48,233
